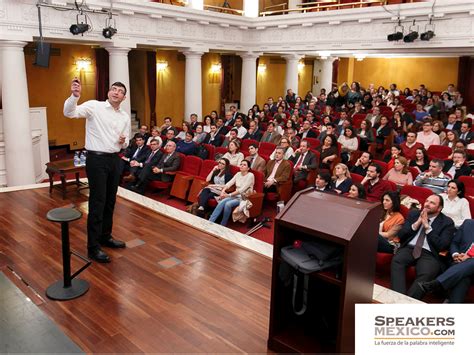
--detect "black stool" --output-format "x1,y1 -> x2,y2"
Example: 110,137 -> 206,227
46,207 -> 91,301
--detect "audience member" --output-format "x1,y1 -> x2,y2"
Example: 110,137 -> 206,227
176,122 -> 191,140
409,147 -> 430,173
400,132 -> 423,162
391,194 -> 455,299
357,119 -> 375,151
416,119 -> 441,149
124,138 -> 162,185
197,158 -> 232,212
350,151 -> 372,176
193,124 -> 207,144
347,183 -> 366,199
146,126 -> 163,147
313,172 -> 332,192
209,160 -> 254,226
383,156 -> 413,188
330,163 -> 352,194
270,137 -> 294,160
413,159 -> 450,193
176,131 -> 197,155
458,122 -> 473,144
202,124 -> 222,147
338,126 -> 358,163
291,140 -> 317,183
222,140 -> 244,167
317,134 -> 338,170
361,163 -> 393,202
120,135 -> 150,177
245,144 -> 266,173
263,147 -> 291,192
440,180 -> 471,228
444,150 -> 472,179
261,122 -> 282,144
377,191 -> 405,254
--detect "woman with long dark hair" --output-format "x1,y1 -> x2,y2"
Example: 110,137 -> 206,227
440,180 -> 471,228
377,191 -> 405,253
197,158 -> 232,212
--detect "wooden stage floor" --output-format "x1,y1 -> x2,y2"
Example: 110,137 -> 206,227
0,187 -> 272,353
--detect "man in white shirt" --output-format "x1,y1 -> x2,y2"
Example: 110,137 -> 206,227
64,79 -> 130,263
225,116 -> 247,139
416,119 -> 441,149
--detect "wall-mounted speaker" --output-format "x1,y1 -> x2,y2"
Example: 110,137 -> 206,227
34,42 -> 51,68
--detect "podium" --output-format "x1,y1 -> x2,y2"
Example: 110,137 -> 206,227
267,189 -> 380,354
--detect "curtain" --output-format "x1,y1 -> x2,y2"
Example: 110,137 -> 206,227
146,51 -> 157,127
94,48 -> 109,101
457,56 -> 473,111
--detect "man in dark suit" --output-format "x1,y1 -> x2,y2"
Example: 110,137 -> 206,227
443,150 -> 472,179
391,194 -> 456,299
189,113 -> 199,131
223,108 -> 236,127
298,120 -> 318,140
162,128 -> 177,146
260,122 -> 282,144
459,122 -> 473,144
291,140 -> 317,183
215,118 -> 228,137
419,220 -> 474,303
121,135 -> 150,177
124,138 -> 162,185
202,124 -> 222,147
131,140 -> 181,194
445,113 -> 462,133
243,121 -> 262,141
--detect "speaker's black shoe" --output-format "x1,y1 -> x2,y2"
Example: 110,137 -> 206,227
418,280 -> 442,294
88,248 -> 111,263
100,237 -> 126,249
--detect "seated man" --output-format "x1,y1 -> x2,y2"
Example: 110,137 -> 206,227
189,113 -> 199,131
291,140 -> 317,183
445,113 -> 461,133
243,120 -> 262,141
416,119 -> 440,150
284,127 -> 299,149
221,128 -> 239,148
245,143 -> 266,173
264,147 -> 291,193
298,120 -> 317,140
459,121 -> 473,144
225,116 -> 247,139
261,122 -> 282,144
419,219 -> 474,303
132,125 -> 150,143
361,163 -> 393,202
317,123 -> 336,142
400,132 -> 423,162
202,123 -> 223,147
350,151 -> 372,176
121,135 -> 150,178
443,150 -> 472,179
160,116 -> 176,136
176,131 -> 197,155
414,159 -> 450,193
162,128 -> 177,146
130,141 -> 181,194
391,194 -> 456,300
124,139 -> 162,184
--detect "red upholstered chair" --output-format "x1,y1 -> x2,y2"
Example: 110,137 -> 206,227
205,165 -> 240,209
350,173 -> 364,184
293,150 -> 320,192
372,159 -> 388,177
149,153 -> 185,193
409,166 -> 419,180
466,196 -> 474,216
187,160 -> 218,203
214,146 -> 228,159
247,170 -> 265,218
259,142 -> 277,161
427,145 -> 452,160
400,185 -> 433,205
241,139 -> 259,156
169,155 -> 203,200
304,137 -> 320,150
459,176 -> 474,197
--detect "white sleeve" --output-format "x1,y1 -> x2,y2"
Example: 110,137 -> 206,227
63,94 -> 96,119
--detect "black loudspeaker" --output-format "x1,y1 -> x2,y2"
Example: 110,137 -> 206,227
34,42 -> 51,68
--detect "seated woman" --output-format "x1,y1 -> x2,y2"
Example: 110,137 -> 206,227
176,122 -> 191,140
313,171 -> 332,192
443,130 -> 459,149
377,191 -> 405,254
193,124 -> 207,144
383,156 -> 413,188
440,180 -> 472,228
222,140 -> 244,167
383,144 -> 403,171
409,147 -> 430,173
270,137 -> 295,160
209,160 -> 255,226
317,134 -> 339,170
197,158 -> 232,212
374,115 -> 392,146
330,163 -> 352,194
202,115 -> 213,133
347,183 -> 366,199
357,119 -> 375,152
338,126 -> 358,164
433,120 -> 447,145
146,126 -> 163,147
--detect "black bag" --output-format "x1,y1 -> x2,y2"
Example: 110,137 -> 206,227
280,240 -> 343,315
195,145 -> 208,159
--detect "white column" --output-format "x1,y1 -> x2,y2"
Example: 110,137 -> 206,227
240,52 -> 259,113
313,57 -> 335,94
288,0 -> 302,9
106,47 -> 131,119
183,50 -> 203,121
283,54 -> 301,96
186,0 -> 204,10
243,0 -> 259,17
0,41 -> 35,186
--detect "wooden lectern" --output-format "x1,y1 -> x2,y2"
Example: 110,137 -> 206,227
267,189 -> 380,354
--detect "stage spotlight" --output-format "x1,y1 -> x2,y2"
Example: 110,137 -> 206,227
103,26 -> 117,39
387,18 -> 404,42
403,20 -> 419,43
70,23 -> 90,35
420,30 -> 435,41
387,31 -> 403,41
403,31 -> 418,43
102,12 -> 117,39
70,13 -> 90,36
